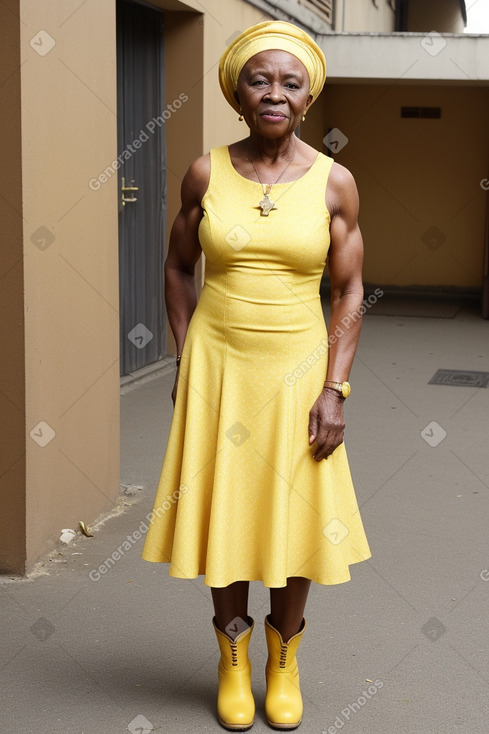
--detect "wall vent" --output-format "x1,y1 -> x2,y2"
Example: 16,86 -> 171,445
243,0 -> 333,33
299,0 -> 333,24
401,106 -> 442,119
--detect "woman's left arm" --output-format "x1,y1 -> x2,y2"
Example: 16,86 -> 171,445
308,164 -> 364,461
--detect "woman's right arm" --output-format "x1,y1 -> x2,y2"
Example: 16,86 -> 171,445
165,155 -> 210,403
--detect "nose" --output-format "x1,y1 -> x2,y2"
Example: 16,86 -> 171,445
264,82 -> 284,103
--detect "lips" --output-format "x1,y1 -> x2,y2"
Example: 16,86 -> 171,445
260,110 -> 287,121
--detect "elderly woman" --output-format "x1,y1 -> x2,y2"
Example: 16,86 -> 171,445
142,20 -> 371,731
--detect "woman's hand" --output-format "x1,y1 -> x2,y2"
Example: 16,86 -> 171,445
308,388 -> 346,461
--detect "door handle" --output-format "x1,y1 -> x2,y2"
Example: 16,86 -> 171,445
121,177 -> 139,206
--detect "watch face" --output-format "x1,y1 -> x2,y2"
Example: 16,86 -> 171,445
342,382 -> 351,398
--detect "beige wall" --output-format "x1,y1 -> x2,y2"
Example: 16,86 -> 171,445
408,0 -> 465,33
307,82 -> 488,289
334,0 -> 396,32
5,0 -> 121,573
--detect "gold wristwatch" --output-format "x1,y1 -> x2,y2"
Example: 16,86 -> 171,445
323,380 -> 351,398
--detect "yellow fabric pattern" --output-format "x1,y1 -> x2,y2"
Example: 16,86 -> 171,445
141,145 -> 371,587
219,20 -> 327,114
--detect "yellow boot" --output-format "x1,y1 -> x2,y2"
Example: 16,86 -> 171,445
213,616 -> 255,731
264,615 -> 306,730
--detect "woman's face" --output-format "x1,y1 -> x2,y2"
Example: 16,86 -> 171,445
235,50 -> 313,138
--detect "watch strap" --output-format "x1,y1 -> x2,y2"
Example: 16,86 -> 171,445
323,380 -> 343,392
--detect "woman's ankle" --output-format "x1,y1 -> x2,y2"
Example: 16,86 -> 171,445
267,614 -> 304,643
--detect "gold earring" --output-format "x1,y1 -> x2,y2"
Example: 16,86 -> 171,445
238,107 -> 244,121
302,114 -> 306,122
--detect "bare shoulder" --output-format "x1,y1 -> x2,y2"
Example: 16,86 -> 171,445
181,153 -> 211,209
328,161 -> 358,195
326,161 -> 359,218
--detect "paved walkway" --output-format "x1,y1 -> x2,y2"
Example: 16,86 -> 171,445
2,300 -> 489,734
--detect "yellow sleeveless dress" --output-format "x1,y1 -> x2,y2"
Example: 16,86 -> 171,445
141,145 -> 371,587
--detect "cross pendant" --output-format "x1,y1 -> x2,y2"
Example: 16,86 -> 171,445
258,193 -> 277,216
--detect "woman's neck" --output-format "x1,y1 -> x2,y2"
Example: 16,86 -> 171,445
247,132 -> 298,165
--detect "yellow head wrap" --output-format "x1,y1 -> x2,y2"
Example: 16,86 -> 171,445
219,20 -> 327,114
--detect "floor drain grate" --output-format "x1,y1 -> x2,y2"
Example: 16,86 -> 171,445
429,369 -> 489,388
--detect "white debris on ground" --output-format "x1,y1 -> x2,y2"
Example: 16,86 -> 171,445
59,528 -> 77,544
120,483 -> 144,496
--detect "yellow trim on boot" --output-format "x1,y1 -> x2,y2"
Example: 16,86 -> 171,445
213,617 -> 255,731
264,616 -> 306,730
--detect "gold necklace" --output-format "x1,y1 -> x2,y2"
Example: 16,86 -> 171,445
248,143 -> 296,217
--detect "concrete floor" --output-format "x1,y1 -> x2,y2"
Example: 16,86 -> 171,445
2,300 -> 489,734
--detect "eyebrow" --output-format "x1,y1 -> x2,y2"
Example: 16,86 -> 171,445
247,69 -> 303,79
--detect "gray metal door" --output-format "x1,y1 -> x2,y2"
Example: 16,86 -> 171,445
117,0 -> 166,375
